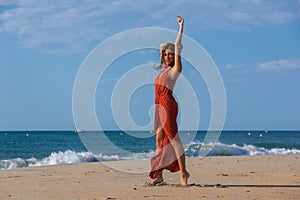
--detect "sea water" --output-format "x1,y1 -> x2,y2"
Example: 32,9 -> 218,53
0,130 -> 299,170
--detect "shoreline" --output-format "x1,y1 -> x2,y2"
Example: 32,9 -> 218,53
0,154 -> 299,199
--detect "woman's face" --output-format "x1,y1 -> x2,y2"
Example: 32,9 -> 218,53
163,49 -> 174,66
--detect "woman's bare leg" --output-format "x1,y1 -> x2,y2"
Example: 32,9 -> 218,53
155,127 -> 164,153
151,127 -> 164,184
170,133 -> 190,186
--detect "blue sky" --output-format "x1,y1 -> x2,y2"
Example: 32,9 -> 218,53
0,0 -> 300,130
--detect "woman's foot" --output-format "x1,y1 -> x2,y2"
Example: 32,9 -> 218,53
151,171 -> 164,185
150,177 -> 164,185
180,170 -> 190,186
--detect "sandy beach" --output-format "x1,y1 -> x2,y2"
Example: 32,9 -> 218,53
0,154 -> 299,200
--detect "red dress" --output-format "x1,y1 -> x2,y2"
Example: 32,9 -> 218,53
149,69 -> 180,179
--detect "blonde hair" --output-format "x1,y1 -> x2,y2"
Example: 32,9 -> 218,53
154,42 -> 175,70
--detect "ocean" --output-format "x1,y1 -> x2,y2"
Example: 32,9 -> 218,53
1,130 -> 300,170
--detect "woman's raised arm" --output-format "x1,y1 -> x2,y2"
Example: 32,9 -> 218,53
169,16 -> 184,80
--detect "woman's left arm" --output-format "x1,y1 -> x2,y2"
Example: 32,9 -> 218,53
170,16 -> 184,80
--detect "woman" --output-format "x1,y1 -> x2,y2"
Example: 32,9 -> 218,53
149,16 -> 189,186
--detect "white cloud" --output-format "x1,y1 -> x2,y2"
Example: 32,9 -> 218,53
0,0 -> 299,53
225,63 -> 248,70
225,11 -> 253,22
257,58 -> 300,72
221,0 -> 300,29
226,58 -> 300,72
0,0 -> 18,6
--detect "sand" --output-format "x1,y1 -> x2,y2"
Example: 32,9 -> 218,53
0,154 -> 299,200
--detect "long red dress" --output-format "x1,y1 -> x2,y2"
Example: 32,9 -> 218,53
149,69 -> 180,179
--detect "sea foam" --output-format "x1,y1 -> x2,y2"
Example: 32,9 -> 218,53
1,143 -> 299,170
185,142 -> 300,157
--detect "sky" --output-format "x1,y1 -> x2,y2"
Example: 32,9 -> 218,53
0,0 -> 300,131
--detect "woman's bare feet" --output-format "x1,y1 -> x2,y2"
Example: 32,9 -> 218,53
151,177 -> 163,185
180,170 -> 190,186
151,171 -> 164,185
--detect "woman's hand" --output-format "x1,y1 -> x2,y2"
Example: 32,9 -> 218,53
177,16 -> 184,30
